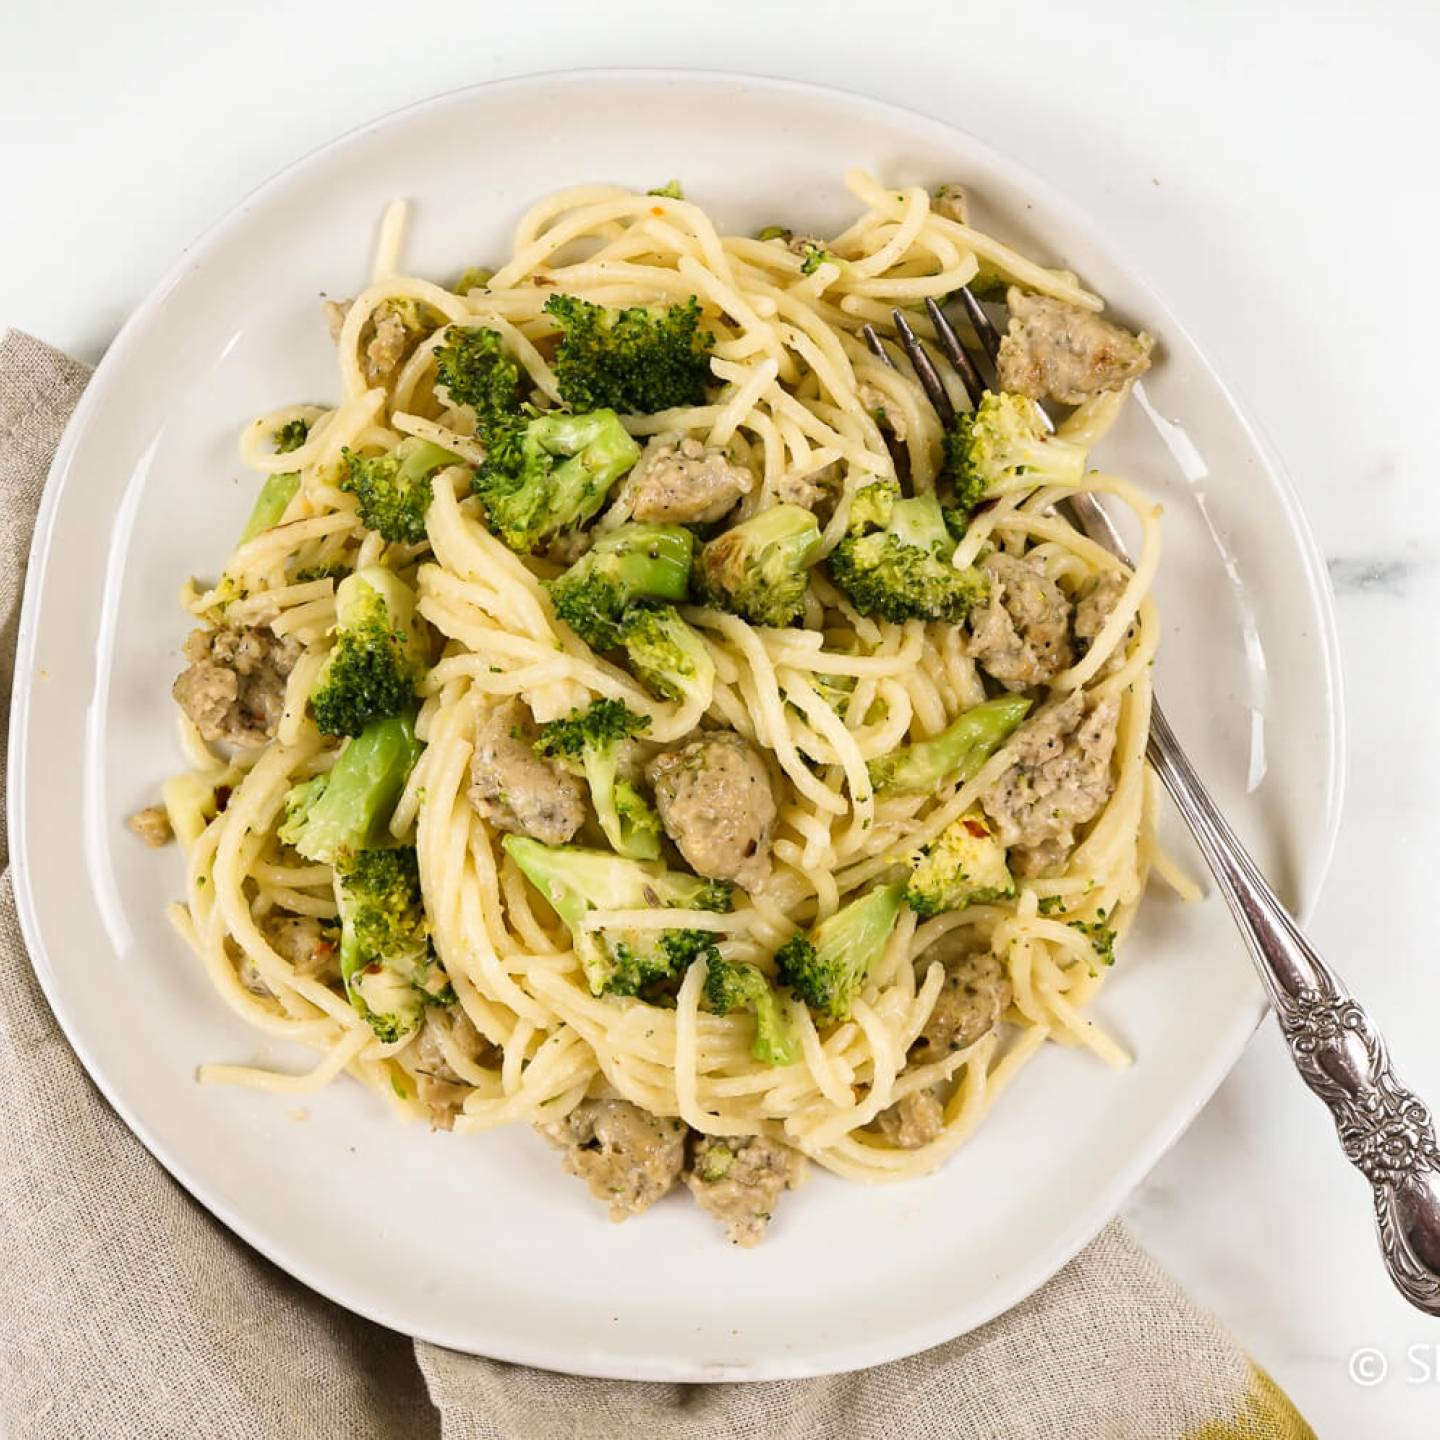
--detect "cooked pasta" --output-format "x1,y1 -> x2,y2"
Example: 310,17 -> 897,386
148,171 -> 1188,1245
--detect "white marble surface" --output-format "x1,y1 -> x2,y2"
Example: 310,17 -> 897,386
3,0 -> 1437,1430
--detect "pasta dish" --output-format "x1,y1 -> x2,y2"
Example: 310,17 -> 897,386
132,171 -> 1191,1245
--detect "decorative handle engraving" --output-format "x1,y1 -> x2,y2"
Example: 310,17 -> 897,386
1146,702 -> 1440,1314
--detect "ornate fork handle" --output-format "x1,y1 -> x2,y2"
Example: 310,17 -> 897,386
1146,700 -> 1440,1313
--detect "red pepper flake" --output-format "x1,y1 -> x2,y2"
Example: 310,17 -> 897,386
650,206 -> 665,216
214,785 -> 233,813
962,818 -> 989,838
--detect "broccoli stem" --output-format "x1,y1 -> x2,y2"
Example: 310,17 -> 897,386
703,957 -> 799,1066
774,883 -> 904,1024
240,471 -> 300,543
533,699 -> 660,860
501,836 -> 731,995
867,695 -> 1031,795
279,712 -> 422,863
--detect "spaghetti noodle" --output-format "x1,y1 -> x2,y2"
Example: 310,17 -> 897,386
157,171 -> 1190,1242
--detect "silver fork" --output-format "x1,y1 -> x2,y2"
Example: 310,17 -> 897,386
866,291 -> 1440,1316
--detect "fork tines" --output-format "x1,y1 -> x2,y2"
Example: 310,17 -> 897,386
896,289 -> 1055,438
956,286 -> 1003,363
890,309 -> 957,425
869,289 -> 997,422
922,298 -> 985,407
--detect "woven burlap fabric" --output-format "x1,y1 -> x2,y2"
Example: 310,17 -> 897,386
0,328 -> 1314,1440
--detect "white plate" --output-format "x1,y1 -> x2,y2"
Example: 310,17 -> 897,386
9,71 -> 1343,1380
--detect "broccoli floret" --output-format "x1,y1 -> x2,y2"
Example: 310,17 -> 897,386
773,884 -> 903,1025
548,522 -> 694,650
473,409 -> 641,553
340,437 -> 459,545
543,293 -> 714,414
534,699 -> 660,859
942,390 -> 1087,514
847,479 -> 899,532
703,957 -> 798,1066
433,325 -> 523,430
867,695 -> 1032,795
334,847 -> 446,1042
240,471 -> 301,543
695,503 -> 822,627
310,567 -> 428,737
274,418 -> 310,454
827,480 -> 988,623
502,836 -> 730,996
607,927 -> 719,998
756,225 -> 792,243
647,179 -> 684,199
617,605 -> 715,705
905,810 -> 1015,918
278,712 -> 422,864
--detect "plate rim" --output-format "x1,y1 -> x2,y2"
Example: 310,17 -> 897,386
7,67 -> 1347,1380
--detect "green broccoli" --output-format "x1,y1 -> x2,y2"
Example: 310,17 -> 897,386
340,437 -> 459,545
534,699 -> 660,859
826,479 -> 988,623
905,810 -> 1015,918
613,782 -> 662,861
501,836 -> 731,996
966,269 -> 1009,301
867,695 -> 1032,795
334,847 -> 447,1042
773,883 -> 904,1025
294,561 -> 352,584
278,712 -> 422,864
543,293 -> 714,414
432,325 -> 523,430
548,522 -> 694,650
810,672 -> 857,718
452,265 -> 494,294
703,957 -> 798,1066
942,390 -> 1087,514
617,605 -> 715,705
473,409 -> 641,553
239,471 -> 301,543
694,503 -> 823,627
310,567 -> 429,737
273,418 -> 310,454
1069,914 -> 1117,968
756,225 -> 792,243
646,179 -> 684,199
798,241 -> 839,276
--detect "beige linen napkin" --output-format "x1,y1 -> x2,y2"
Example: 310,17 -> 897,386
0,328 -> 1315,1440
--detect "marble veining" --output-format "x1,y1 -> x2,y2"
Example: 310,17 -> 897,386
1326,556 -> 1416,598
